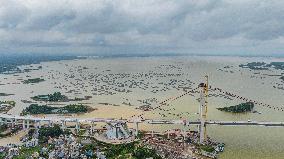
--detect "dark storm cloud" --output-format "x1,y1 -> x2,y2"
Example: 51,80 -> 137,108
0,0 -> 284,55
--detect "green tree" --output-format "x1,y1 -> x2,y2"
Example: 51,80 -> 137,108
38,125 -> 63,143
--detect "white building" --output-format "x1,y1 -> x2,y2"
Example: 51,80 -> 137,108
25,138 -> 39,147
106,122 -> 130,140
8,147 -> 19,156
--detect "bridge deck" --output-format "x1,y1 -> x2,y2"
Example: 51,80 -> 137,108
0,114 -> 283,127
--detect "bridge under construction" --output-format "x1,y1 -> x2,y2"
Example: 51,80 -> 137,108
0,76 -> 283,144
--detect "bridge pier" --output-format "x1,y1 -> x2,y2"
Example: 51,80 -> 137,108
48,120 -> 53,127
90,121 -> 95,135
16,119 -> 21,126
61,120 -> 66,131
135,122 -> 139,137
75,120 -> 80,134
167,130 -> 170,139
6,118 -> 13,127
11,118 -> 15,128
182,127 -> 187,150
0,118 -> 3,125
22,119 -> 30,129
22,120 -> 26,129
0,118 -> 7,126
35,120 -> 41,129
3,118 -> 7,125
27,120 -> 30,129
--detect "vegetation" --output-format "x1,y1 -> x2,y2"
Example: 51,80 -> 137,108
23,78 -> 45,84
217,102 -> 254,113
28,126 -> 71,143
22,104 -> 92,115
0,93 -> 14,96
104,142 -> 162,159
0,153 -> 5,159
199,145 -> 215,153
14,146 -> 42,159
0,124 -> 21,138
132,146 -> 161,159
48,92 -> 66,101
137,131 -> 145,139
79,137 -> 162,159
0,144 -> 49,159
63,104 -> 90,113
38,125 -> 64,143
31,92 -> 68,102
0,124 -> 8,133
78,129 -> 87,136
23,104 -> 54,115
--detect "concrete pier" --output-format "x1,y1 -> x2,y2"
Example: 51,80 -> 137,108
167,131 -> 170,139
75,120 -> 80,133
22,120 -> 26,129
61,120 -> 66,131
35,120 -> 41,129
48,120 -> 53,127
11,118 -> 15,127
90,122 -> 95,135
27,120 -> 30,129
135,122 -> 139,137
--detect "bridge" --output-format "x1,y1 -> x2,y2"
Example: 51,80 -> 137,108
206,121 -> 284,127
1,113 -> 284,133
0,76 -> 283,144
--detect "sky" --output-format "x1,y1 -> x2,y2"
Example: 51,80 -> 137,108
0,0 -> 284,56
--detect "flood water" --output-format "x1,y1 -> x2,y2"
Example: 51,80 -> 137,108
0,55 -> 283,159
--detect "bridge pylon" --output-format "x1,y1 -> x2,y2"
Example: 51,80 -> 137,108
198,75 -> 208,144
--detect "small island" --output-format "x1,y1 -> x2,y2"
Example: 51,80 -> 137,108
217,102 -> 254,113
31,92 -> 68,102
0,93 -> 15,96
31,92 -> 92,102
22,104 -> 95,115
23,78 -> 45,84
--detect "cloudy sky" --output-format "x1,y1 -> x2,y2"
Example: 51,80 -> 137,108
0,0 -> 284,56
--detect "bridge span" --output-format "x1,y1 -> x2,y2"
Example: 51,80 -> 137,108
146,119 -> 284,127
206,121 -> 284,127
1,113 -> 284,127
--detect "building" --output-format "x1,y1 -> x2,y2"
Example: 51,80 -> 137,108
8,147 -> 19,157
25,138 -> 39,147
105,122 -> 130,140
